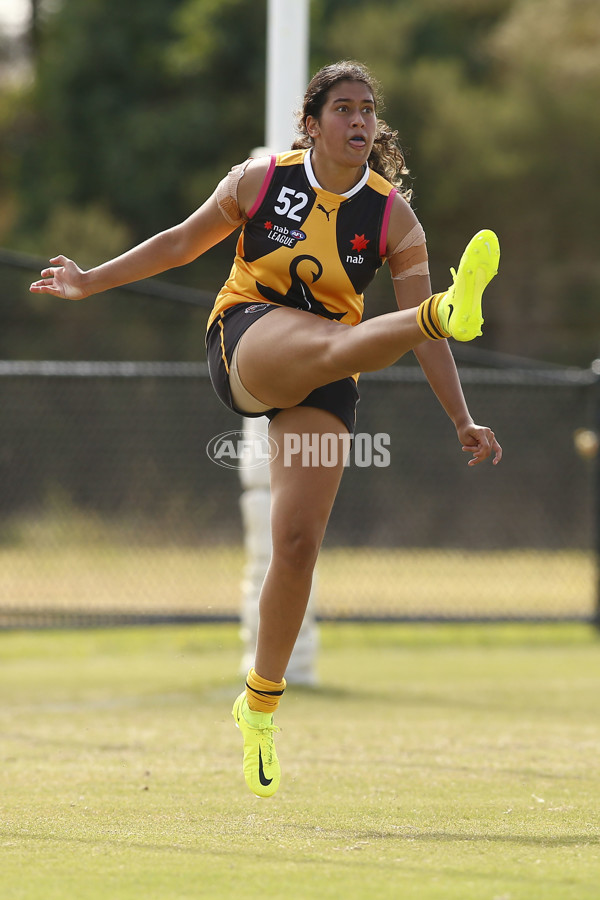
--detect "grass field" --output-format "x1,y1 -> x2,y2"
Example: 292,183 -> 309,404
1,623 -> 599,899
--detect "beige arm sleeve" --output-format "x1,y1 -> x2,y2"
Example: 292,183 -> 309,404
215,159 -> 252,226
388,222 -> 430,282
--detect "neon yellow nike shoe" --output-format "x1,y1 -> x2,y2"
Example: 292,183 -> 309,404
232,692 -> 281,798
438,230 -> 500,341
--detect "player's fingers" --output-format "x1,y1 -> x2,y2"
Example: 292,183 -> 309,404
492,437 -> 503,465
463,433 -> 502,466
478,429 -> 495,457
461,439 -> 488,456
467,450 -> 486,466
29,284 -> 62,295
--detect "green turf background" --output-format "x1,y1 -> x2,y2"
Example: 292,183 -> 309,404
1,623 -> 599,899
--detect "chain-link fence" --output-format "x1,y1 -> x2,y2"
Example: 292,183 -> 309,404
1,359 -> 597,626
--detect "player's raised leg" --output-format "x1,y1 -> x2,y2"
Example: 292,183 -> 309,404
235,231 -> 500,410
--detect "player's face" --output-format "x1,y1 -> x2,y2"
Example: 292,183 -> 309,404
307,80 -> 377,170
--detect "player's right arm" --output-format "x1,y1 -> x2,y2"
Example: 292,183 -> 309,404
29,156 -> 271,300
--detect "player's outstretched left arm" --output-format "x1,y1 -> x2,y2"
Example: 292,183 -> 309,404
29,156 -> 272,302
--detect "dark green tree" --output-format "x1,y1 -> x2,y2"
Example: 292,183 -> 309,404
17,0 -> 266,242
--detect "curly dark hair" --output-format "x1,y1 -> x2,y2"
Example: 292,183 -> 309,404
291,61 -> 410,197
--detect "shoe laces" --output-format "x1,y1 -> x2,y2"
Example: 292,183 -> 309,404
259,724 -> 279,765
243,714 -> 280,736
257,722 -> 280,736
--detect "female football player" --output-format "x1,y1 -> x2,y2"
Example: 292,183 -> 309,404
31,60 -> 502,798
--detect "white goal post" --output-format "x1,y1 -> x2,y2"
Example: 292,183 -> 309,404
239,0 -> 317,685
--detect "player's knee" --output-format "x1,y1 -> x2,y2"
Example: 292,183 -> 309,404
273,526 -> 321,574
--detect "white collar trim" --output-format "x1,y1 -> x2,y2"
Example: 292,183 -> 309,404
304,149 -> 369,198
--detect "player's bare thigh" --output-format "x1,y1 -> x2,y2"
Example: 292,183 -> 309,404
236,306 -> 353,409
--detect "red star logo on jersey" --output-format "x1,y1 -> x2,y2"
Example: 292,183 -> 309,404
264,221 -> 273,230
350,234 -> 369,252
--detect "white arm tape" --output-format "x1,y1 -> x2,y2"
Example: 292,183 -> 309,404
391,262 -> 430,281
215,159 -> 252,226
390,222 -> 426,255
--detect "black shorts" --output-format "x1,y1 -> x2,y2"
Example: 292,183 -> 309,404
205,302 -> 359,435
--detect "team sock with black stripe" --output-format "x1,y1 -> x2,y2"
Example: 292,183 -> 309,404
245,667 -> 286,715
417,292 -> 450,341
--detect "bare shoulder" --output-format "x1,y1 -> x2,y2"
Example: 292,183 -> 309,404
237,156 -> 273,217
386,192 -> 424,254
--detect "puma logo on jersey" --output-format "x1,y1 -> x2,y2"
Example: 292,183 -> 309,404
317,204 -> 335,221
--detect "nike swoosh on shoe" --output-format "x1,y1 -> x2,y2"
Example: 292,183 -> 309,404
258,747 -> 273,786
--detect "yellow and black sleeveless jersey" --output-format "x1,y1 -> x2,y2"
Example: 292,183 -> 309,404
207,148 -> 398,332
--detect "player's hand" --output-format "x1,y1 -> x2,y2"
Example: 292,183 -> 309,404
458,421 -> 502,467
29,256 -> 87,300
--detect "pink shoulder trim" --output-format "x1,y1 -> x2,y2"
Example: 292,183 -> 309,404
379,188 -> 398,257
247,155 -> 277,219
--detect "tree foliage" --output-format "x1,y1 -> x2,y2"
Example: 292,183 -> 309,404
15,0 -> 266,240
